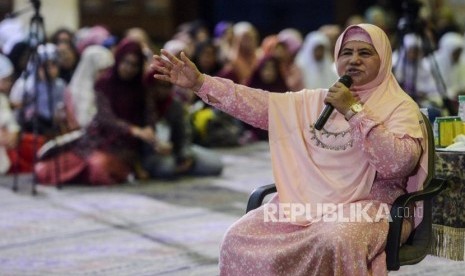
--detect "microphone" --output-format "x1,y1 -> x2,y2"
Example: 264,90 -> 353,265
314,75 -> 353,130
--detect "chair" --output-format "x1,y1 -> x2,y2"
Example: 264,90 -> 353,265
245,113 -> 447,271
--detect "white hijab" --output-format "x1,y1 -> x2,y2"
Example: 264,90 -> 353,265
295,31 -> 338,89
68,45 -> 114,127
432,32 -> 465,99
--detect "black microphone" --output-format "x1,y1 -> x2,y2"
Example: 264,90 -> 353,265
314,75 -> 353,130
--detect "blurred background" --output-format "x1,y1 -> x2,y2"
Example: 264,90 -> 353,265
0,0 -> 463,47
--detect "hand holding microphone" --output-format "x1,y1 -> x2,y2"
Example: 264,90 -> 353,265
314,75 -> 353,130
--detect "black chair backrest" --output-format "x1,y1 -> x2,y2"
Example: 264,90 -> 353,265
394,112 -> 436,266
422,112 -> 435,185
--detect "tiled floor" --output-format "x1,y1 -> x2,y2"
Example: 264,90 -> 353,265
0,141 -> 463,275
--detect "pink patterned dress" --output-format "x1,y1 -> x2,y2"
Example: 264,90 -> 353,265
196,75 -> 422,275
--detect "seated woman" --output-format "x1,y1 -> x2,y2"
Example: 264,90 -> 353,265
151,24 -> 428,275
36,39 -> 155,185
142,69 -> 223,179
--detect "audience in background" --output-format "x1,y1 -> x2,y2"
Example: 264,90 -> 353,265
49,27 -> 75,45
36,39 -> 152,185
276,28 -> 304,90
9,43 -> 67,137
247,55 -> 289,93
217,21 -> 259,85
75,25 -> 111,54
3,1 -> 465,186
0,54 -> 19,175
295,30 -> 338,89
55,41 -> 80,83
392,33 -> 443,120
191,40 -> 222,77
143,69 -> 223,179
6,41 -> 31,82
124,27 -> 158,68
428,32 -> 465,115
213,21 -> 234,64
318,24 -> 342,61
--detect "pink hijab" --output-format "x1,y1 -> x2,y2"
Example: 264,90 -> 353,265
268,24 -> 427,225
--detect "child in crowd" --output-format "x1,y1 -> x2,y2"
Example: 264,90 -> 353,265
9,43 -> 67,137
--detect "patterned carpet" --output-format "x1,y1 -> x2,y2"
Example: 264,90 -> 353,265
0,142 -> 463,275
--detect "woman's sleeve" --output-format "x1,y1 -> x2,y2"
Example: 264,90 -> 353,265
195,75 -> 269,130
94,91 -> 131,135
349,110 -> 422,179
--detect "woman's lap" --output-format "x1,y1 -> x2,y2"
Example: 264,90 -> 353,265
219,197 -> 389,276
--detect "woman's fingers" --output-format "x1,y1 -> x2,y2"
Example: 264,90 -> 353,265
152,55 -> 172,70
153,73 -> 170,81
180,51 -> 195,69
161,49 -> 184,67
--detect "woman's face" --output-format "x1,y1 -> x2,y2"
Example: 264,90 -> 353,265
0,75 -> 13,93
259,60 -> 278,84
39,61 -> 59,80
95,68 -> 108,81
336,40 -> 380,86
452,48 -> 463,64
313,44 -> 325,62
57,43 -> 78,70
198,45 -> 217,71
117,53 -> 140,80
406,46 -> 420,62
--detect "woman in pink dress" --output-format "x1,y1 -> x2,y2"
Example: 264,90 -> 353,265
151,24 -> 428,275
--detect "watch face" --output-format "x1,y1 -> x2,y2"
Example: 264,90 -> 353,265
352,103 -> 363,112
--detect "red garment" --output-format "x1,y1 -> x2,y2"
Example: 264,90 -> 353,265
7,133 -> 45,173
34,150 -> 86,185
34,150 -> 130,186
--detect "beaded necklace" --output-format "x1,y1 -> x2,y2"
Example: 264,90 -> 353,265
309,124 -> 354,151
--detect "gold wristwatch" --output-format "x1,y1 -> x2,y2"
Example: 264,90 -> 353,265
345,103 -> 363,121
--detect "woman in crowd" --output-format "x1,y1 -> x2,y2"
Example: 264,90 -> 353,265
151,23 -> 428,275
55,41 -> 80,84
246,54 -> 289,93
276,28 -> 304,90
191,40 -> 222,77
295,30 -> 339,89
213,21 -> 234,65
6,41 -> 31,82
217,21 -> 259,85
392,33 -> 444,120
65,45 -> 114,129
427,31 -> 465,115
142,69 -> 223,179
36,39 -> 154,185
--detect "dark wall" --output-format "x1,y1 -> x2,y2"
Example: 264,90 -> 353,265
210,0 -> 334,37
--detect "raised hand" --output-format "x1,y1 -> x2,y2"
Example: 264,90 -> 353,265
151,49 -> 205,91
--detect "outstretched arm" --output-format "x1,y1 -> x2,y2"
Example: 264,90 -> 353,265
151,50 -> 269,130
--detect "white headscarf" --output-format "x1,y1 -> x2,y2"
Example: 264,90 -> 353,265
68,45 -> 114,127
295,31 -> 338,89
0,53 -> 13,79
431,32 -> 465,99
